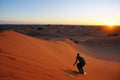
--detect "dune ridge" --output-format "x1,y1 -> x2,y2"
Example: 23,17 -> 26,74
0,30 -> 120,80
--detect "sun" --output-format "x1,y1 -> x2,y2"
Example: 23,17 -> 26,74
105,21 -> 116,27
104,21 -> 117,33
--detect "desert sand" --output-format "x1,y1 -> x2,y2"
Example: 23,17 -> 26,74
0,30 -> 120,80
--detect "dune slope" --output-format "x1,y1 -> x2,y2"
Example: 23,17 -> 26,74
0,30 -> 120,80
79,37 -> 120,62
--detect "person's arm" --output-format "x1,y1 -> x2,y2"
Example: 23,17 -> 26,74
73,57 -> 77,66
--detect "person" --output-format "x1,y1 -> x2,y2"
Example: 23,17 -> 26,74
73,53 -> 86,74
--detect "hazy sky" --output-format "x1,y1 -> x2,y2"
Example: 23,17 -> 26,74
0,0 -> 120,25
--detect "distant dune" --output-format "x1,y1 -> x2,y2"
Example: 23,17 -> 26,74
1,25 -> 120,37
0,30 -> 120,80
78,37 -> 120,62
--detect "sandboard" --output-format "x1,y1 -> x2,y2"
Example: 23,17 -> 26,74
63,69 -> 87,76
73,71 -> 87,75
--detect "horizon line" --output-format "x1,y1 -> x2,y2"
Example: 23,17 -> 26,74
0,23 -> 120,27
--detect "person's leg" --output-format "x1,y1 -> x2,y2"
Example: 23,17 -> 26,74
80,67 -> 84,74
80,63 -> 85,74
77,63 -> 81,72
77,63 -> 80,71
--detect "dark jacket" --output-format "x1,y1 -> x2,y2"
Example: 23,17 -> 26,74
77,56 -> 86,64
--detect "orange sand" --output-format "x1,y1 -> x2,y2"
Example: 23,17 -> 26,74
0,30 -> 120,80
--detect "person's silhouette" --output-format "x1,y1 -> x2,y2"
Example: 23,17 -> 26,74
73,53 -> 86,74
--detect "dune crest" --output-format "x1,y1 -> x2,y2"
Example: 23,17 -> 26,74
0,30 -> 120,80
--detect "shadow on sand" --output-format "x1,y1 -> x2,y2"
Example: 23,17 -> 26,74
61,69 -> 82,76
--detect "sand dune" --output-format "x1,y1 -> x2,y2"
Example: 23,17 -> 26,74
79,37 -> 120,62
0,30 -> 120,80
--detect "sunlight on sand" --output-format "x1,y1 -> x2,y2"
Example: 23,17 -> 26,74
0,30 -> 120,80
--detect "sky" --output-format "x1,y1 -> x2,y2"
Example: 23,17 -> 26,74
0,0 -> 120,25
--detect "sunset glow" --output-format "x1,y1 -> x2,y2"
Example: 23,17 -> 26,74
104,21 -> 117,33
0,0 -> 120,25
106,21 -> 117,27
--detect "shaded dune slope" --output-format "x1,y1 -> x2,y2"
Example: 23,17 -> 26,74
79,37 -> 120,61
0,30 -> 120,80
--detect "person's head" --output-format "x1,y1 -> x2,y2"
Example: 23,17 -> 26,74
77,53 -> 80,56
